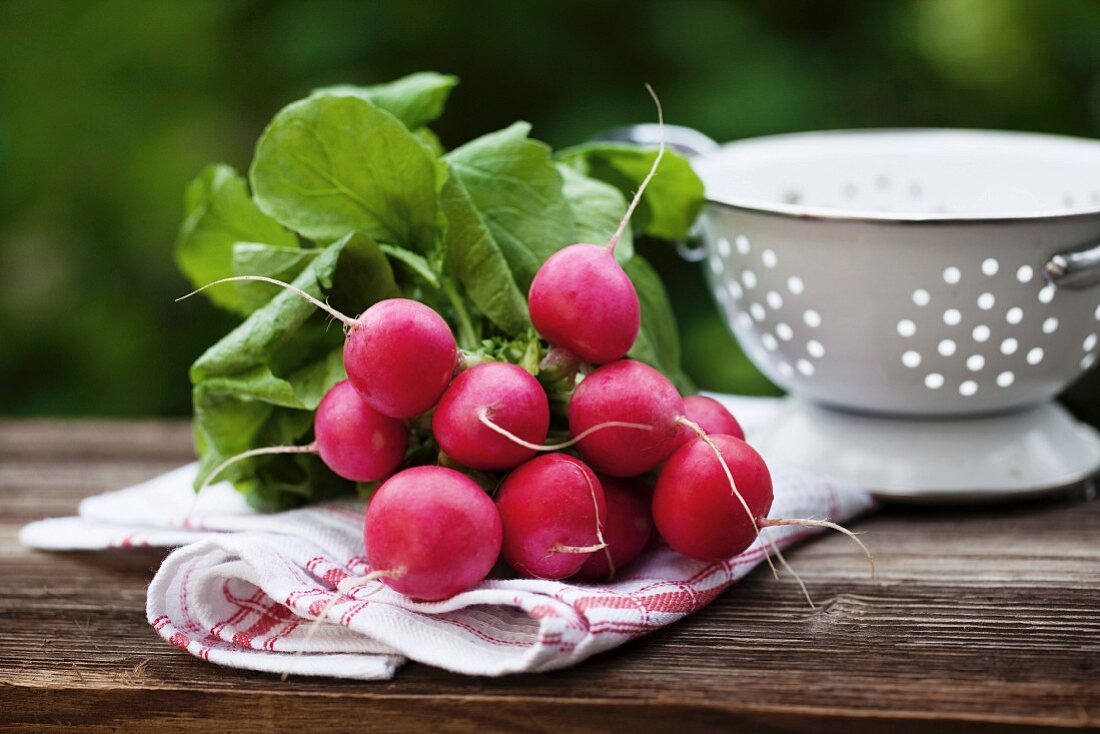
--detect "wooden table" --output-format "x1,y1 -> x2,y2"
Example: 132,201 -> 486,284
2,420 -> 1098,732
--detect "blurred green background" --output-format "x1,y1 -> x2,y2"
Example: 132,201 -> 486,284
2,0 -> 1098,420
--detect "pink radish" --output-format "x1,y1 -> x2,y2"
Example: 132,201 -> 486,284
180,284 -> 456,419
363,465 -> 502,600
527,85 -> 665,364
432,362 -> 550,471
285,464 -> 502,675
653,433 -> 873,606
574,476 -> 654,582
496,454 -> 607,579
681,395 -> 745,442
314,380 -> 409,481
568,359 -> 684,477
652,434 -> 772,561
196,379 -> 407,492
343,298 -> 457,419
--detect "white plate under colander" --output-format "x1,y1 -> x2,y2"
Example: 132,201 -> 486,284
605,126 -> 1100,499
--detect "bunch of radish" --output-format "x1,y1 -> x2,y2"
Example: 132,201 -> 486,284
187,88 -> 870,612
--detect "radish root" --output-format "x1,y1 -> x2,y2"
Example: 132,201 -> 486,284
476,409 -> 652,451
281,567 -> 403,682
608,83 -> 665,255
185,443 -> 318,522
177,275 -> 358,329
549,462 -> 609,559
759,517 -> 876,580
675,416 -> 779,579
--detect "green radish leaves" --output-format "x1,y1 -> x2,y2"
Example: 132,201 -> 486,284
175,72 -> 705,507
311,71 -> 458,131
250,95 -> 444,250
557,142 -> 705,241
175,164 -> 298,314
445,122 -> 574,290
439,174 -> 530,335
625,256 -> 695,394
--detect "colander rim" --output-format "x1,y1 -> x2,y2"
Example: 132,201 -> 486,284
699,127 -> 1100,225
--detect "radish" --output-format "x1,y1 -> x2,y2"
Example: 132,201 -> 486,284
197,379 -> 407,492
180,284 -> 457,419
495,454 -> 607,579
653,433 -> 873,606
682,395 -> 745,441
567,359 -> 683,477
527,85 -> 665,364
362,465 -> 502,600
432,362 -> 550,471
288,464 -> 502,672
574,476 -> 653,582
652,434 -> 771,562
343,298 -> 457,419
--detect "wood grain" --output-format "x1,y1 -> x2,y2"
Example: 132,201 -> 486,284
1,420 -> 1098,732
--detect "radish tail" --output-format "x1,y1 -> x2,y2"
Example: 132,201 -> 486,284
177,275 -> 358,329
607,83 -> 666,255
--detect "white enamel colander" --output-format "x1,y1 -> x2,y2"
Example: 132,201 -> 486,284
609,126 -> 1100,499
689,128 -> 1100,415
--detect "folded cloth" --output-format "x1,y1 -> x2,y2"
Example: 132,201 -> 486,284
20,395 -> 875,679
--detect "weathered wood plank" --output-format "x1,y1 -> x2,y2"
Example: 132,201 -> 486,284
1,420 -> 1098,732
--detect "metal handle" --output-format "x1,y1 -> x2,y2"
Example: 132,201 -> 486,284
1045,240 -> 1100,289
590,124 -> 720,159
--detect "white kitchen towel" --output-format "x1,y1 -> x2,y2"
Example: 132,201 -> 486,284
20,395 -> 875,679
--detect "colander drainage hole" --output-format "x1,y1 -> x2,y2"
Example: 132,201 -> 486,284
1006,307 -> 1023,325
959,380 -> 978,397
1017,265 -> 1033,283
944,309 -> 962,326
925,373 -> 945,390
943,266 -> 961,285
978,292 -> 995,310
1085,334 -> 1098,352
996,371 -> 1015,387
762,249 -> 777,268
966,354 -> 985,371
973,325 -> 991,343
1027,347 -> 1044,365
897,319 -> 916,337
1001,338 -> 1019,355
716,237 -> 731,257
982,258 -> 999,276
938,339 -> 956,357
788,276 -> 804,295
735,235 -> 751,255
804,309 -> 821,328
902,350 -> 921,368
1042,317 -> 1059,334
1039,285 -> 1055,304
912,289 -> 930,306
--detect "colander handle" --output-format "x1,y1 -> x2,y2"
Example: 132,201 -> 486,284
589,123 -> 720,159
589,124 -> 720,262
1045,241 -> 1100,289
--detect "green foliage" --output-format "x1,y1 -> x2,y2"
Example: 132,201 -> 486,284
175,165 -> 298,313
311,71 -> 458,130
557,144 -> 705,241
250,95 -> 444,248
444,122 -> 574,289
